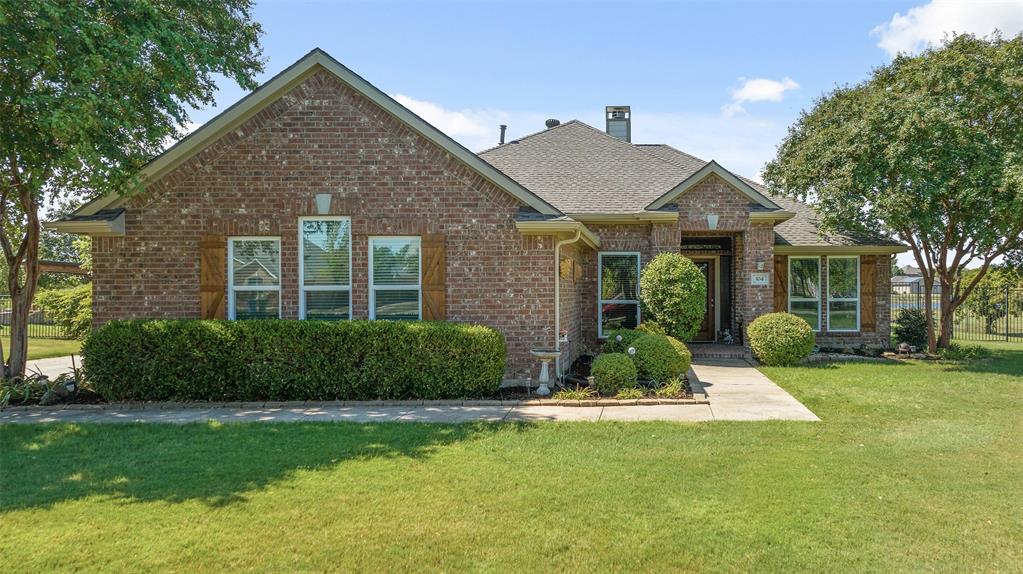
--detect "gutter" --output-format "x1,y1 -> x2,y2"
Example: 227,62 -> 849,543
554,228 -> 583,380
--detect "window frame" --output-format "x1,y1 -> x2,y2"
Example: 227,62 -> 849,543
368,235 -> 422,321
298,216 -> 353,320
597,251 -> 642,338
227,236 -> 282,320
787,255 -> 821,332
826,255 -> 860,332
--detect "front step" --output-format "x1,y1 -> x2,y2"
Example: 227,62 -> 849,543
688,344 -> 749,360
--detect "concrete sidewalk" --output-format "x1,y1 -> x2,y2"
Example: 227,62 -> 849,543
690,359 -> 819,421
26,355 -> 80,379
2,358 -> 817,424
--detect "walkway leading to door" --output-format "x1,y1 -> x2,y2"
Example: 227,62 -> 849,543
689,359 -> 819,421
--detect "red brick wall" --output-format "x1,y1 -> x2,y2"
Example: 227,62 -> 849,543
91,70 -> 557,380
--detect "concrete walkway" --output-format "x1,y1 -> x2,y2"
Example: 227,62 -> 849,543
690,359 -> 819,421
2,358 -> 818,424
26,355 -> 79,379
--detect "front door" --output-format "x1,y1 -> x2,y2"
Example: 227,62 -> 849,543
691,259 -> 715,341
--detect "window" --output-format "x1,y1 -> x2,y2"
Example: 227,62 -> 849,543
299,217 -> 352,320
598,252 -> 640,337
369,237 -> 421,320
788,256 -> 820,331
228,237 -> 281,320
828,256 -> 860,331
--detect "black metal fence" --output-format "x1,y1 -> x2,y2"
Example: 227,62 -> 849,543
892,282 -> 1023,342
0,295 -> 73,339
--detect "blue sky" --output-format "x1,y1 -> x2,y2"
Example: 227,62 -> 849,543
184,0 -> 1023,266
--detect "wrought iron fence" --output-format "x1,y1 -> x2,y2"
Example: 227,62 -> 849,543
0,295 -> 73,339
891,281 -> 1023,342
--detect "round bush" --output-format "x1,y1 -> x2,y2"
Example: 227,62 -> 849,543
893,308 -> 928,349
666,335 -> 693,375
590,353 -> 638,395
639,253 -> 707,340
747,312 -> 816,366
634,322 -> 666,336
632,334 -> 689,383
601,328 -> 644,354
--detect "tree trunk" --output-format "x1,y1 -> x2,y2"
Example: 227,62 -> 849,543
7,291 -> 32,377
923,277 -> 937,353
937,287 -> 955,349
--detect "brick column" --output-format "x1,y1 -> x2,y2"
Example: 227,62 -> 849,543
741,223 -> 775,343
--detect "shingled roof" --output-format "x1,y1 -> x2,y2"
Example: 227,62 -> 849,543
481,122 -> 902,248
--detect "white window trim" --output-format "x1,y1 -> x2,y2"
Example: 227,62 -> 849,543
827,255 -> 860,332
298,216 -> 353,320
788,255 -> 821,332
368,236 -> 422,320
227,236 -> 282,320
597,251 -> 641,338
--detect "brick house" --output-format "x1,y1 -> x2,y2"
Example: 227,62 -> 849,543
48,49 -> 906,381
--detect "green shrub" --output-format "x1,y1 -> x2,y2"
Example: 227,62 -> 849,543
615,387 -> 645,400
639,253 -> 706,340
590,353 -> 638,395
83,319 -> 505,401
34,284 -> 92,340
937,343 -> 992,361
634,322 -> 667,336
631,334 -> 689,383
654,376 -> 687,399
893,308 -> 929,349
601,328 -> 644,353
747,312 -> 816,366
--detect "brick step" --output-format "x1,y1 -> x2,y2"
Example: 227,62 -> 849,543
687,344 -> 749,359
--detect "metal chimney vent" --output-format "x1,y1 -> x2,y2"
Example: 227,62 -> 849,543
605,105 -> 631,142
545,118 -> 561,129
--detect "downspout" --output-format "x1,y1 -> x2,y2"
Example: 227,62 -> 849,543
554,228 -> 583,380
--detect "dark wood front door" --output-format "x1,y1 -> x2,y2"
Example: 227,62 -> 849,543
692,259 -> 715,341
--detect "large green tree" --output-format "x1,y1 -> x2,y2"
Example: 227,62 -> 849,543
0,1 -> 263,377
764,34 -> 1023,352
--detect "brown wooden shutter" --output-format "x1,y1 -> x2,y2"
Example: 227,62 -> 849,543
773,255 -> 788,312
421,234 -> 446,320
860,255 -> 877,331
200,234 -> 227,319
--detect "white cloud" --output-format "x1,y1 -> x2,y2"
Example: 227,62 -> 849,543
872,0 -> 1023,57
392,94 -> 550,152
161,121 -> 201,150
722,77 -> 799,117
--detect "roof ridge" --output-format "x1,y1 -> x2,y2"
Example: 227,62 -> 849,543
477,119 -> 585,154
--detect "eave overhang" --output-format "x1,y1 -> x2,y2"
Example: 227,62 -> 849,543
515,219 -> 601,249
774,244 -> 909,255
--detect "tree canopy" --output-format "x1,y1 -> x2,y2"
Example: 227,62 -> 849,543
763,33 -> 1023,350
0,0 -> 264,375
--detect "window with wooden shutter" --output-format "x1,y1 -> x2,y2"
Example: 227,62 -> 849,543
860,255 -> 877,331
827,256 -> 860,332
773,255 -> 788,313
227,237 -> 282,320
369,237 -> 421,320
421,234 -> 446,320
200,234 -> 226,319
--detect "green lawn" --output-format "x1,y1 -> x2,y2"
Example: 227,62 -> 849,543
2,345 -> 1021,572
3,336 -> 81,361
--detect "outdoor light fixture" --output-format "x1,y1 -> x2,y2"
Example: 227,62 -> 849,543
707,214 -> 719,230
315,193 -> 332,215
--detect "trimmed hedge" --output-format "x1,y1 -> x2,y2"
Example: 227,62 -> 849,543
632,334 -> 691,383
748,312 -> 816,366
639,253 -> 707,340
83,319 -> 506,401
601,328 -> 645,354
590,352 -> 638,395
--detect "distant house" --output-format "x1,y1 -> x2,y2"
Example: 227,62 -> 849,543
46,49 -> 907,381
898,265 -> 923,277
891,275 -> 941,294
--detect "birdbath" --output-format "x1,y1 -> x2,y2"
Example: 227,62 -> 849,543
529,349 -> 561,396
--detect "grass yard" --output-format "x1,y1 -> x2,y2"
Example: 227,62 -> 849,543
2,344 -> 1021,572
3,336 -> 80,361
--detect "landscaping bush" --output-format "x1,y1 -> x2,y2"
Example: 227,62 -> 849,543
83,319 -> 505,401
590,352 -> 638,395
34,284 -> 92,340
601,328 -> 644,353
747,312 -> 816,366
893,308 -> 929,349
639,253 -> 706,340
634,322 -> 667,336
631,334 -> 690,383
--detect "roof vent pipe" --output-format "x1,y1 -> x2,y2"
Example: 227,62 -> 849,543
499,124 -> 507,145
545,118 -> 560,129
